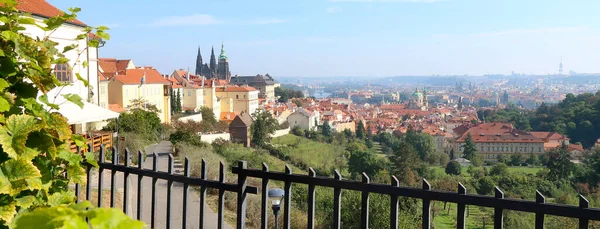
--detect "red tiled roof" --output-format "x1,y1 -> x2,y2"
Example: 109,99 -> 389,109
98,70 -> 108,81
216,86 -> 257,92
15,0 -> 86,26
456,122 -> 544,143
220,112 -> 237,122
113,68 -> 170,85
116,60 -> 131,72
108,104 -> 125,113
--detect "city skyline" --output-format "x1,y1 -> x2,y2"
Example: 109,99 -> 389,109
50,0 -> 600,77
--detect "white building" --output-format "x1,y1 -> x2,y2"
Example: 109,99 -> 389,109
19,0 -> 118,134
287,108 -> 320,131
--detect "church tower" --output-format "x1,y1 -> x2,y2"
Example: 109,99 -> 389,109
217,42 -> 231,81
209,46 -> 217,78
195,46 -> 203,75
423,88 -> 428,107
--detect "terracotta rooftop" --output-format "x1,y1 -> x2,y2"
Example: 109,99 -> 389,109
216,86 -> 257,92
112,68 -> 170,85
456,123 -> 544,143
108,104 -> 125,113
15,0 -> 86,26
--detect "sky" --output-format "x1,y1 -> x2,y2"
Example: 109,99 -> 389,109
50,0 -> 600,77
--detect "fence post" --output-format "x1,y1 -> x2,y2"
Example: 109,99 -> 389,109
237,161 -> 248,229
457,183 -> 467,229
360,173 -> 370,229
494,187 -> 504,229
110,146 -> 118,208
218,161 -> 225,229
390,176 -> 400,229
307,168 -> 316,229
579,194 -> 589,229
123,148 -> 131,215
136,150 -> 143,221
98,145 -> 105,208
261,163 -> 269,229
422,179 -> 431,229
333,170 -> 342,229
199,159 -> 207,229
284,165 -> 292,229
535,190 -> 545,229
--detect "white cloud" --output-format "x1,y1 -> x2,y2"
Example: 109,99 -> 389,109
150,14 -> 220,26
326,7 -> 343,14
246,18 -> 287,25
330,0 -> 443,2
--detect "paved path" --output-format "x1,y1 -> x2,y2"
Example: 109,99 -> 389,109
89,141 -> 232,229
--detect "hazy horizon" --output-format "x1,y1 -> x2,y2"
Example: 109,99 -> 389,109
50,0 -> 600,77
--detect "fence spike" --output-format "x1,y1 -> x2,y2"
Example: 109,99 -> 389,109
333,170 -> 342,229
535,190 -> 545,229
457,182 -> 467,229
284,164 -> 292,229
422,179 -> 431,229
236,161 -> 248,229
579,194 -> 589,229
261,163 -> 269,229
494,187 -> 504,229
136,150 -> 143,221
308,167 -> 316,229
360,173 -> 370,229
183,157 -> 190,229
390,175 -> 400,229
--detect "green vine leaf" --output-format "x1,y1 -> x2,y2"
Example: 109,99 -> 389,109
0,201 -> 16,224
0,115 -> 40,159
0,97 -> 9,112
47,191 -> 75,207
10,206 -> 87,229
58,151 -> 82,166
0,159 -> 43,195
15,196 -> 35,209
0,78 -> 9,91
75,73 -> 89,87
87,208 -> 145,229
61,93 -> 83,109
85,152 -> 98,167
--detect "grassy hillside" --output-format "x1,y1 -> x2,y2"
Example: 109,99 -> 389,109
272,134 -> 347,176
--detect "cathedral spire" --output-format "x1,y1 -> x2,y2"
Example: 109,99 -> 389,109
209,45 -> 217,78
219,42 -> 228,60
195,46 -> 203,75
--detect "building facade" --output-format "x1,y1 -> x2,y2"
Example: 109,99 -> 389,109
230,74 -> 279,100
455,123 -> 545,160
215,86 -> 259,114
287,108 -> 320,131
20,0 -> 119,134
107,67 -> 171,123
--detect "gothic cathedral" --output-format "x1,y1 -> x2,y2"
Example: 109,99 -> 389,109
195,43 -> 231,81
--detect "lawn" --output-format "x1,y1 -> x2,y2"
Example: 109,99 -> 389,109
273,134 -> 347,176
430,165 -> 543,178
432,202 -> 494,229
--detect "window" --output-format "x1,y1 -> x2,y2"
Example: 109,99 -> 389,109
54,64 -> 73,82
188,91 -> 192,96
100,86 -> 106,95
236,95 -> 239,99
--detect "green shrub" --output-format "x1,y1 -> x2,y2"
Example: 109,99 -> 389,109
445,161 -> 462,175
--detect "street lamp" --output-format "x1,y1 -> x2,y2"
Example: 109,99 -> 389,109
268,188 -> 285,229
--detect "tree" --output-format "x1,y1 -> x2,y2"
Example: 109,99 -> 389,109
104,108 -> 162,140
510,154 -> 524,166
343,129 -> 354,139
476,177 -> 495,195
390,142 -> 422,185
322,120 -> 333,137
546,144 -> 573,181
170,88 -> 175,114
0,2 -> 143,227
200,106 -> 217,125
449,148 -> 455,160
526,153 -> 538,166
356,120 -> 366,139
175,90 -> 182,113
293,99 -> 302,107
251,109 -> 278,148
291,126 -> 304,136
489,163 -> 509,176
445,161 -> 462,175
127,98 -> 160,113
462,133 -> 477,160
348,150 -> 385,179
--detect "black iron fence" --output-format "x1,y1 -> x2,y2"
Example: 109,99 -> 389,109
78,145 -> 600,229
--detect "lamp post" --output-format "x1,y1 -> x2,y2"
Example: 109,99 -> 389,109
268,188 -> 285,229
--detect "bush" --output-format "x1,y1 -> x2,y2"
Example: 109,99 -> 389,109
489,163 -> 509,176
104,108 -> 163,141
116,132 -> 149,164
291,126 -> 304,136
445,161 -> 462,175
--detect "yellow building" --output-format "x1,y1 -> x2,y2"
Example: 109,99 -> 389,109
216,85 -> 259,114
107,67 -> 172,123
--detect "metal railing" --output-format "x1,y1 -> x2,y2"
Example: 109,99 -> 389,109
78,144 -> 600,229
